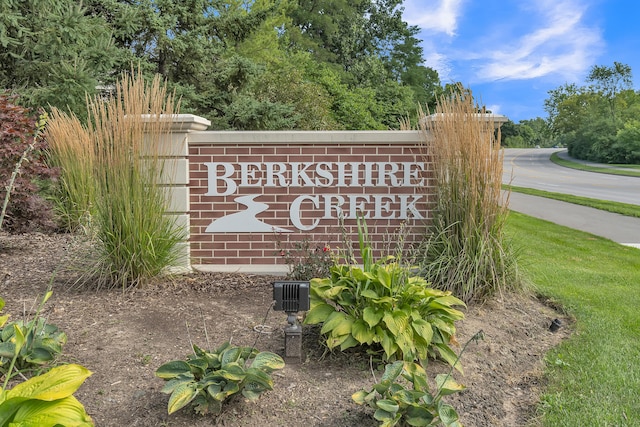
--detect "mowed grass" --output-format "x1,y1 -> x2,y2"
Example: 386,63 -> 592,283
550,152 -> 640,177
506,212 -> 640,426
504,185 -> 640,218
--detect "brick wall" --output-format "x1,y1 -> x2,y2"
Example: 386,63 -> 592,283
187,131 -> 434,273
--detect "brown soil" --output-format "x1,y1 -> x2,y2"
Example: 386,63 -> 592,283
0,232 -> 571,427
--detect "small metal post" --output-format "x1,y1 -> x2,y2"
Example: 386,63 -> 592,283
284,313 -> 303,361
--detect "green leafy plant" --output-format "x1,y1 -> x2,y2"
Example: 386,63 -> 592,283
353,331 -> 483,427
353,361 -> 464,427
0,289 -> 66,376
0,317 -> 67,375
304,219 -> 465,367
0,296 -> 93,426
155,342 -> 285,416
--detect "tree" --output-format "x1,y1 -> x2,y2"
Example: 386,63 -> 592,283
0,0 -> 120,116
287,0 -> 441,126
587,62 -> 633,123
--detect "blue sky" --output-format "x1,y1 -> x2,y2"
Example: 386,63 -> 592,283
402,0 -> 640,122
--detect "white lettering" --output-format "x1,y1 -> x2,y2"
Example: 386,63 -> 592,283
205,162 -> 236,196
323,194 -> 345,219
377,162 -> 400,187
290,195 -> 320,230
373,195 -> 395,219
402,162 -> 425,186
265,162 -> 287,187
348,195 -> 370,219
291,162 -> 314,187
315,162 -> 333,187
240,162 -> 261,186
337,163 -> 360,187
399,195 -> 424,219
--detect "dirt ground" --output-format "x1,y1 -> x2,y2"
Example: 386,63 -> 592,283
0,232 -> 572,427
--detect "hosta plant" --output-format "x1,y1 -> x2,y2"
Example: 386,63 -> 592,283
0,317 -> 67,375
304,220 -> 465,367
0,296 -> 93,426
0,363 -> 94,427
155,342 -> 285,416
352,360 -> 464,427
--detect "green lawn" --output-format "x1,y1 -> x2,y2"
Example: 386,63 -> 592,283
506,212 -> 640,426
504,185 -> 640,218
550,152 -> 640,177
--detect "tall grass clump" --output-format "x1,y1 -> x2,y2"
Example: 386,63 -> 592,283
416,90 -> 521,302
46,112 -> 95,232
46,70 -> 186,289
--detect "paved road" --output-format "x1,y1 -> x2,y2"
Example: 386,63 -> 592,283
503,148 -> 640,205
502,148 -> 640,248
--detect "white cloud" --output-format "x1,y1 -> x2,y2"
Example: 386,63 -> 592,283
472,1 -> 603,82
423,50 -> 452,81
403,0 -> 464,36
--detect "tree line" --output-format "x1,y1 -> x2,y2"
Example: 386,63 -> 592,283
503,62 -> 640,164
0,0 -> 448,131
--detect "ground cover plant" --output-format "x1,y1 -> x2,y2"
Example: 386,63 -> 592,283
155,342 -> 285,416
416,90 -> 521,303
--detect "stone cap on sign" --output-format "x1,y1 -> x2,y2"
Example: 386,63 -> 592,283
423,113 -> 508,129
139,114 -> 211,131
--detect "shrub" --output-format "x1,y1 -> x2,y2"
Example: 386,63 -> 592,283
0,93 -> 56,233
304,219 -> 465,367
155,342 -> 285,416
417,89 -> 521,302
46,69 -> 187,289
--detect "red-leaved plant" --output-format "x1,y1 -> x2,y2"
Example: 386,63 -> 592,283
0,93 -> 57,233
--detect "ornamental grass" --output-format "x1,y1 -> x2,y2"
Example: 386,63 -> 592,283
46,70 -> 186,289
416,89 -> 522,302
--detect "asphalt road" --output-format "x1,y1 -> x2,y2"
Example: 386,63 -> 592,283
502,148 -> 640,248
502,148 -> 640,206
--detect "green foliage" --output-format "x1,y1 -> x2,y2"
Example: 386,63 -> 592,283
353,361 -> 464,427
0,290 -> 66,377
304,220 -> 465,366
613,120 -> 640,163
545,62 -> 640,164
0,318 -> 67,375
0,364 -> 94,426
155,342 -> 285,416
0,0 -> 119,117
0,94 -> 56,233
0,295 -> 93,426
